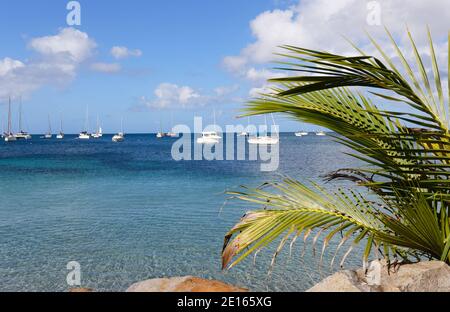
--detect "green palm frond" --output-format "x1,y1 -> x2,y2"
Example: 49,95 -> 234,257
222,178 -> 391,270
223,28 -> 450,270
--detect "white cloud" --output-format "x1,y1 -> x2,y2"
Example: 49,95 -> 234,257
214,85 -> 240,97
224,0 -> 450,82
141,83 -> 202,109
0,28 -> 99,100
29,27 -> 96,63
0,58 -> 25,76
138,83 -> 241,110
244,67 -> 284,83
249,85 -> 276,98
90,62 -> 121,73
111,46 -> 143,59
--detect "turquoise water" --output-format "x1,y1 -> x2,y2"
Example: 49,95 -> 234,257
0,133 -> 363,292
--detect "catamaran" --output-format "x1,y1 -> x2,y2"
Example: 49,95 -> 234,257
4,97 -> 16,142
79,106 -> 90,140
56,115 -> 64,139
248,114 -> 279,145
91,115 -> 103,138
197,110 -> 221,144
295,131 -> 309,137
43,114 -> 52,139
112,118 -> 125,142
15,98 -> 32,140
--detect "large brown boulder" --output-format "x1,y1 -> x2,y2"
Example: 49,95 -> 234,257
308,261 -> 450,292
126,276 -> 248,292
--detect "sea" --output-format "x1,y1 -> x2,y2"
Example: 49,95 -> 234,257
0,133 -> 364,292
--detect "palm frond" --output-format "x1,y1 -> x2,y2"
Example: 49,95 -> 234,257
223,28 -> 450,270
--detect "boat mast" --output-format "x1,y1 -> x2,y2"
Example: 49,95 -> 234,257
271,113 -> 279,135
7,97 -> 12,135
264,115 -> 268,136
84,106 -> 89,132
18,97 -> 22,132
47,114 -> 52,134
60,114 -> 63,133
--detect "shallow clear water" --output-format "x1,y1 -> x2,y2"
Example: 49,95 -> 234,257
0,133 -> 364,292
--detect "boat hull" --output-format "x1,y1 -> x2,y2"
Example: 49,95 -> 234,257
197,138 -> 219,144
248,136 -> 279,145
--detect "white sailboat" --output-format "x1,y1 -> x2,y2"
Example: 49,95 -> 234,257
238,117 -> 250,137
316,131 -> 326,136
295,131 -> 309,137
248,114 -> 279,145
56,115 -> 64,139
91,115 -> 103,138
112,118 -> 125,142
79,106 -> 90,140
197,110 -> 221,144
15,98 -> 32,140
156,121 -> 166,138
197,131 -> 221,144
4,97 -> 16,142
43,114 -> 52,139
166,113 -> 178,137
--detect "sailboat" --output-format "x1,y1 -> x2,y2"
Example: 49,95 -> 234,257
166,113 -> 178,137
112,118 -> 125,142
156,121 -> 166,138
197,110 -> 221,144
43,114 -> 52,139
56,115 -> 64,139
238,117 -> 250,137
316,131 -> 326,136
4,97 -> 16,142
91,115 -> 103,138
166,130 -> 177,138
248,114 -> 279,145
15,98 -> 32,140
295,131 -> 309,137
79,106 -> 90,140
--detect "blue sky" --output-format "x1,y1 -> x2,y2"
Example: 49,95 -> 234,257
0,0 -> 448,134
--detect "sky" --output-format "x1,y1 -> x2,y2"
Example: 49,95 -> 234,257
0,0 -> 448,134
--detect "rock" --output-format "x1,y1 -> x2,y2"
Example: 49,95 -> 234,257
69,288 -> 94,292
126,276 -> 248,292
307,271 -> 371,292
308,261 -> 450,292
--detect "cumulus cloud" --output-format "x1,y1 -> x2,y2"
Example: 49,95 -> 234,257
111,46 -> 143,59
137,83 -> 241,110
224,0 -> 449,83
29,27 -> 96,63
140,83 -> 202,109
90,62 -> 122,73
0,27 -> 97,100
0,58 -> 25,76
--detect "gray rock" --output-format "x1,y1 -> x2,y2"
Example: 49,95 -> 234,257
308,261 -> 450,292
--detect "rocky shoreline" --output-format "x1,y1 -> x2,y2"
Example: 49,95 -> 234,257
69,261 -> 450,292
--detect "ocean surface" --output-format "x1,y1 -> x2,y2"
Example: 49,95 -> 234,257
0,133 -> 364,292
